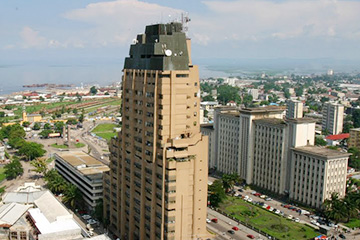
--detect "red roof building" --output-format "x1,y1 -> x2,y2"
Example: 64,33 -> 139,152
325,133 -> 350,141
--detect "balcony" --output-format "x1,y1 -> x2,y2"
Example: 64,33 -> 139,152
166,148 -> 189,159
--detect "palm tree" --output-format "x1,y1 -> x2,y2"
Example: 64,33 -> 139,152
30,158 -> 48,176
221,173 -> 241,192
323,193 -> 348,223
63,183 -> 82,209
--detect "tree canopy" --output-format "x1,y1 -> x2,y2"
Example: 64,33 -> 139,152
4,157 -> 23,180
208,180 -> 227,207
18,142 -> 46,160
217,85 -> 241,105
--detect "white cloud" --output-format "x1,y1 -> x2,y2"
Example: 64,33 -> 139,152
63,0 -> 184,47
188,0 -> 360,44
20,27 -> 47,48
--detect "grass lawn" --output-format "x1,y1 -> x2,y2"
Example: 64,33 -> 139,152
344,218 -> 360,228
91,123 -> 117,140
75,142 -> 85,148
219,196 -> 319,240
51,144 -> 68,149
0,167 -> 6,182
95,132 -> 117,141
92,123 -> 117,133
51,143 -> 85,148
46,157 -> 54,163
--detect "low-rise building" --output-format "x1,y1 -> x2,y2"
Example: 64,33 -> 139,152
1,183 -> 83,240
290,146 -> 350,208
54,151 -> 109,209
349,128 -> 360,149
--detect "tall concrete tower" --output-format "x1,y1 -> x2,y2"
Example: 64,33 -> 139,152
322,102 -> 344,135
286,100 -> 303,119
104,22 -> 209,240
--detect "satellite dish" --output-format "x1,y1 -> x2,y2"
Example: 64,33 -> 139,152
165,49 -> 172,56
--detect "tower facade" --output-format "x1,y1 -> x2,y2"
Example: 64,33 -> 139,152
104,23 -> 208,240
322,102 -> 344,135
286,100 -> 303,119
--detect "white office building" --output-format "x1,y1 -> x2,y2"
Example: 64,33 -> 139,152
322,102 -> 344,135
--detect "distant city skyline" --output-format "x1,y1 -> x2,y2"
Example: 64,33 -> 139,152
2,0 -> 360,93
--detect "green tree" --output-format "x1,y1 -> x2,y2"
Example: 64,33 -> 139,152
353,110 -> 360,128
221,173 -> 241,192
45,169 -> 66,193
217,85 -> 241,104
30,158 -> 48,176
90,86 -> 98,95
63,183 -> 82,209
22,121 -> 30,127
43,123 -> 51,130
32,122 -> 41,130
242,94 -> 253,107
18,142 -> 46,160
94,199 -> 104,222
0,112 -> 5,117
67,118 -> 78,125
39,129 -> 54,138
315,137 -> 327,146
208,180 -> 227,207
343,122 -> 353,133
54,121 -> 65,134
76,92 -> 82,102
72,108 -> 78,114
348,147 -> 360,170
4,157 -> 24,180
323,193 -> 349,223
8,137 -> 26,149
79,114 -> 85,123
295,86 -> 303,96
202,95 -> 215,101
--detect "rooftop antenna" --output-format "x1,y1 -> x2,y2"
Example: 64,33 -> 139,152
181,12 -> 191,34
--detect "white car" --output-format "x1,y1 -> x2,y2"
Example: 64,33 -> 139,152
287,215 -> 293,220
260,195 -> 266,199
206,219 -> 211,223
247,198 -> 253,203
87,219 -> 98,225
275,210 -> 280,214
82,215 -> 91,220
269,207 -> 274,211
294,218 -> 300,223
244,195 -> 249,200
262,204 -> 268,208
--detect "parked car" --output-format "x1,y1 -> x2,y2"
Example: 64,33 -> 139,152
228,230 -> 235,235
339,233 -> 346,239
238,189 -> 244,192
247,234 -> 255,239
211,218 -> 218,223
294,218 -> 300,223
232,226 -> 239,231
82,215 -> 91,220
287,215 -> 293,220
206,219 -> 211,223
260,195 -> 266,199
265,197 -> 272,201
254,193 -> 261,197
87,219 -> 98,225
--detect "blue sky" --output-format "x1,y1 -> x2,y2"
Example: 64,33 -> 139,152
1,0 -> 360,92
